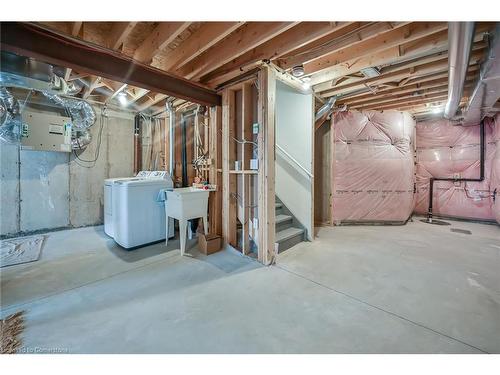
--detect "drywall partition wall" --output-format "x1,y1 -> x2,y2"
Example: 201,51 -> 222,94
0,105 -> 134,237
275,80 -> 314,239
331,110 -> 415,224
415,118 -> 496,221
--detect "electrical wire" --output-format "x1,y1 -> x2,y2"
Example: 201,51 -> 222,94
72,107 -> 106,168
217,128 -> 257,146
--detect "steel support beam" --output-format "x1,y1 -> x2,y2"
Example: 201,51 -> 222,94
0,22 -> 221,106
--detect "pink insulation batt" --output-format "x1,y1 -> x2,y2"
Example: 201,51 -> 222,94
331,110 -> 415,224
415,117 -> 497,221
490,114 -> 500,223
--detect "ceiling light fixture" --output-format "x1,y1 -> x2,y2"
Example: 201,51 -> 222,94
291,65 -> 305,77
117,91 -> 127,106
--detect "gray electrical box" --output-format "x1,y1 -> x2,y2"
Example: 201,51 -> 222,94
21,111 -> 72,152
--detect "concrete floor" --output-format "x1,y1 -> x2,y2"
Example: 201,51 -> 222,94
1,217 -> 499,353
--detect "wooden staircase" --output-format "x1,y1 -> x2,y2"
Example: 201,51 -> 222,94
275,198 -> 306,253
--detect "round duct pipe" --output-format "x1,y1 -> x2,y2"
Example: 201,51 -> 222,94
444,22 -> 475,119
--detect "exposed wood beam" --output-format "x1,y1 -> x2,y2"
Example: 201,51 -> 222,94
1,23 -> 221,106
338,73 -> 478,106
276,22 -> 370,69
281,22 -> 414,71
157,22 -> 245,72
107,22 -> 137,50
82,76 -> 102,99
176,22 -> 298,80
363,93 -> 450,111
128,88 -> 150,104
311,23 -> 491,90
347,83 -> 474,109
71,22 -> 83,37
200,22 -> 353,85
133,22 -> 192,64
137,93 -> 168,112
106,83 -> 128,102
304,22 -> 447,76
64,22 -> 84,80
359,86 -> 472,111
320,48 -> 485,98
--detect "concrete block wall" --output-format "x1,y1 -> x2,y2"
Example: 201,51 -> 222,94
0,104 -> 135,237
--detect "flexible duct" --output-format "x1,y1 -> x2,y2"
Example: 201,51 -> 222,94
0,87 -> 22,143
444,22 -> 475,119
42,92 -> 96,130
71,129 -> 92,150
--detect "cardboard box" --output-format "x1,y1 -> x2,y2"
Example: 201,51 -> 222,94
198,233 -> 222,255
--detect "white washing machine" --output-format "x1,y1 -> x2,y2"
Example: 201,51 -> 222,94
104,171 -> 174,248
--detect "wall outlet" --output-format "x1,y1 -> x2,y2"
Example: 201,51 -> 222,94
253,218 -> 258,230
250,159 -> 258,170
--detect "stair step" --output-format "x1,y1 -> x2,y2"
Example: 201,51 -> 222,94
275,214 -> 292,225
276,226 -> 304,243
275,202 -> 283,210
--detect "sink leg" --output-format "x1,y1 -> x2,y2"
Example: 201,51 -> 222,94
203,215 -> 208,235
165,216 -> 170,246
179,220 -> 187,256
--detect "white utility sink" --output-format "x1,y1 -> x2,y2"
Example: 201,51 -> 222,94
165,187 -> 209,255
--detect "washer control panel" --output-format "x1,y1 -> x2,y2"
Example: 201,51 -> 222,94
136,171 -> 169,179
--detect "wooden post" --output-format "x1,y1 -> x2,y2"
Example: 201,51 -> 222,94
222,89 -> 237,247
208,105 -> 223,235
241,82 -> 253,254
257,66 -> 276,265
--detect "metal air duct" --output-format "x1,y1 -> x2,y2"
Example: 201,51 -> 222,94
444,22 -> 475,119
462,23 -> 500,125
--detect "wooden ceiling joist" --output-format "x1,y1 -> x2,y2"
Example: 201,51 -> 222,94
276,21 -> 374,69
337,64 -> 479,104
133,22 -> 192,64
137,93 -> 168,112
338,71 -> 479,106
320,47 -> 485,99
348,81 -> 475,110
200,21 -> 354,86
1,22 -> 221,106
175,22 -> 298,80
64,22 -> 84,80
311,23 -> 491,91
128,88 -> 150,105
158,22 -> 245,72
107,22 -> 138,50
82,76 -> 103,99
306,22 -> 447,79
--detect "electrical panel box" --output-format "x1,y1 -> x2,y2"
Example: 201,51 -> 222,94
21,111 -> 72,152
